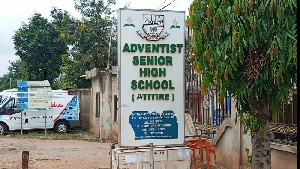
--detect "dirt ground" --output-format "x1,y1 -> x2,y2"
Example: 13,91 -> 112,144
0,136 -> 112,169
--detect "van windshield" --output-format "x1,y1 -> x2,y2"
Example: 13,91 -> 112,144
0,96 -> 9,107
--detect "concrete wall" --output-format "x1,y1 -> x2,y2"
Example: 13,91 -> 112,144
271,143 -> 297,169
68,88 -> 91,130
111,66 -> 118,142
87,68 -> 101,137
209,99 -> 297,169
86,67 -> 118,142
112,122 -> 118,142
98,70 -> 112,142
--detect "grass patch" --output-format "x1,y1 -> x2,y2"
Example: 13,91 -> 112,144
4,129 -> 100,142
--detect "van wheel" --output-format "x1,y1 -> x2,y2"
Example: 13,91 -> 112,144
55,121 -> 68,133
0,123 -> 8,135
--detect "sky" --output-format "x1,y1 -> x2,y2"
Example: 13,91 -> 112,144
0,0 -> 193,77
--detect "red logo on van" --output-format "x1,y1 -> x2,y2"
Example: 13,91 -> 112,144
50,102 -> 63,107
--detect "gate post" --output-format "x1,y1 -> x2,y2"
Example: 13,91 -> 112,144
22,151 -> 29,169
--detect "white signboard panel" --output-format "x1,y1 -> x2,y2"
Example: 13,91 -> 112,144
28,81 -> 50,87
17,80 -> 52,109
118,8 -> 185,147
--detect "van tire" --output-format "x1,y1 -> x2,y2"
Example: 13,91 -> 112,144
54,121 -> 68,133
0,123 -> 8,135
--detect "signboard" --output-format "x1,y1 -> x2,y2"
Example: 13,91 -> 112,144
118,8 -> 185,147
17,80 -> 52,109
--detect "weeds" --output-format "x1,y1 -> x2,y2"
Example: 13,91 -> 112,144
2,129 -> 100,142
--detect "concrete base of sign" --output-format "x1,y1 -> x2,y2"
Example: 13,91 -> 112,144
112,146 -> 191,169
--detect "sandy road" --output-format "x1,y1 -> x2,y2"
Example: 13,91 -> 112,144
0,137 -> 112,169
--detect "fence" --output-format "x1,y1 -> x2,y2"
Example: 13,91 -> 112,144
185,66 -> 297,145
269,89 -> 297,145
185,67 -> 232,138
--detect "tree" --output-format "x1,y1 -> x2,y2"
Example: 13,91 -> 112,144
13,13 -> 68,85
51,0 -> 116,88
0,59 -> 25,91
187,0 -> 297,168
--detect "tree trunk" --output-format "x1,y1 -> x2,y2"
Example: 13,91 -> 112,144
250,92 -> 271,169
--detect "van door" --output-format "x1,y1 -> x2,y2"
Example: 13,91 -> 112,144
0,98 -> 22,130
46,108 -> 54,128
25,108 -> 53,129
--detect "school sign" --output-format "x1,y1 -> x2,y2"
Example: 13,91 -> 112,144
118,8 -> 185,147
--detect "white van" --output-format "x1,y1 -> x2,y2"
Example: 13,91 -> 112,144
0,89 -> 80,135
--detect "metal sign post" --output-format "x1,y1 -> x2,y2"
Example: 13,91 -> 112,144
44,108 -> 47,135
150,143 -> 154,169
21,109 -> 23,136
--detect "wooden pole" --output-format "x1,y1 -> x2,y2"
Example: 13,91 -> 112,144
22,151 -> 29,169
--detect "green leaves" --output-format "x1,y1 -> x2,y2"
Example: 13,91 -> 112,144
52,1 -> 116,88
245,147 -> 252,163
8,1 -> 117,89
188,0 -> 297,139
13,13 -> 67,84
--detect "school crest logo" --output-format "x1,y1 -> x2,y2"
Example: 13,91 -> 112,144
137,14 -> 169,41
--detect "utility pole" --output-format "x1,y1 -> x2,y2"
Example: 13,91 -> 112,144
39,68 -> 47,80
107,18 -> 114,71
44,69 -> 46,80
